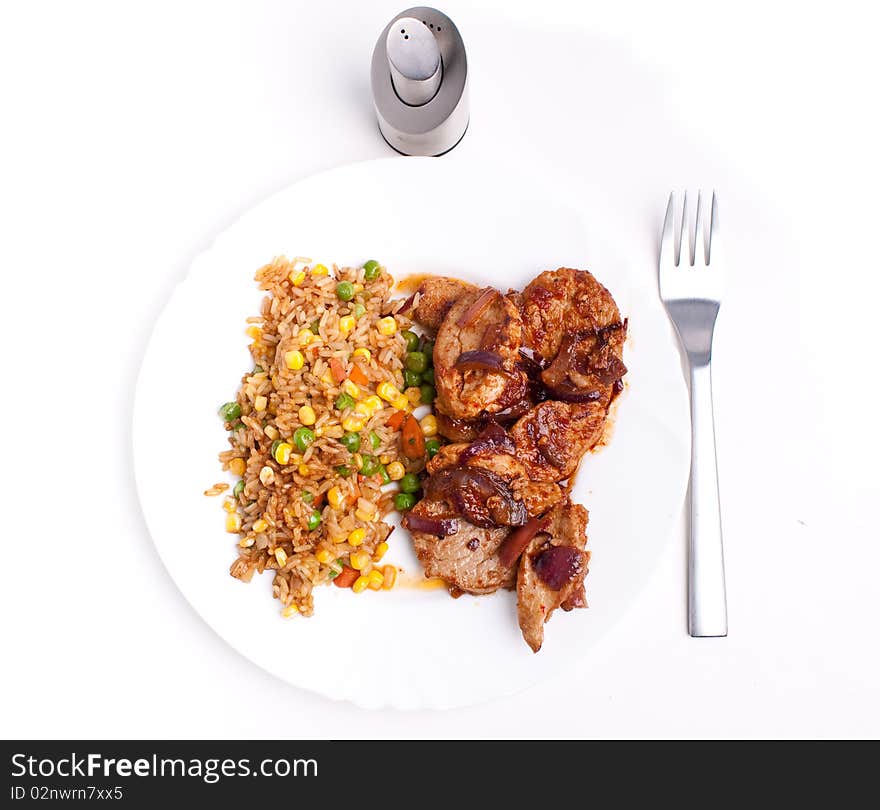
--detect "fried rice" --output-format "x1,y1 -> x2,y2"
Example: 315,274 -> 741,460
216,257 -> 427,616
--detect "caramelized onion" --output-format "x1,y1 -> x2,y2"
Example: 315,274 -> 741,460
534,546 -> 584,590
403,513 -> 459,537
459,422 -> 516,462
498,515 -> 548,568
424,467 -> 526,528
398,292 -> 417,313
456,287 -> 498,327
546,385 -> 603,403
454,350 -> 505,373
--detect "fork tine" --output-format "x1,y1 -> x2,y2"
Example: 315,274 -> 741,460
693,189 -> 704,266
678,190 -> 690,267
660,192 -> 675,267
708,190 -> 718,264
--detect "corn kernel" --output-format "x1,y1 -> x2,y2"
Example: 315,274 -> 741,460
382,565 -> 397,590
254,395 -> 267,412
353,348 -> 371,361
225,512 -> 242,533
338,315 -> 356,334
273,442 -> 293,465
274,548 -> 288,567
368,569 -> 385,590
342,415 -> 365,433
404,386 -> 422,406
392,395 -> 410,411
284,350 -> 305,370
228,457 -> 246,477
289,270 -> 306,286
239,536 -> 255,548
315,548 -> 333,564
352,453 -> 364,471
386,461 -> 405,481
352,575 -> 370,593
320,369 -> 334,385
281,603 -> 299,617
355,508 -> 375,522
341,379 -> 360,399
348,528 -> 366,548
252,518 -> 268,533
298,405 -> 316,426
376,381 -> 399,402
419,414 -> 438,437
379,454 -> 392,465
259,465 -> 274,485
264,424 -> 280,440
332,535 -> 346,544
327,486 -> 345,510
246,325 -> 262,339
223,497 -> 236,513
353,283 -> 364,293
298,330 -> 317,346
311,263 -> 329,276
298,463 -> 310,476
350,550 -> 370,570
373,541 -> 389,562
377,316 -> 397,336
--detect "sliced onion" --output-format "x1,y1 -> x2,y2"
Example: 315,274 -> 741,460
534,546 -> 585,590
403,513 -> 459,537
398,292 -> 417,313
459,422 -> 516,462
456,287 -> 498,327
454,350 -> 505,372
546,385 -> 603,403
425,467 -> 526,528
498,515 -> 548,568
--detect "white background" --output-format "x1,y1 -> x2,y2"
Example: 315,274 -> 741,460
1,0 -> 878,739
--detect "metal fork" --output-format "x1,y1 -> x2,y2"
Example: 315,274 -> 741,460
659,191 -> 727,637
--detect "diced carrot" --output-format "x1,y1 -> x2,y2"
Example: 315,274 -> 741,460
401,413 -> 426,459
349,364 -> 369,386
329,357 -> 346,383
333,566 -> 359,588
386,410 -> 406,430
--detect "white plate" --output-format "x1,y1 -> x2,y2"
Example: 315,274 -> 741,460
133,156 -> 689,710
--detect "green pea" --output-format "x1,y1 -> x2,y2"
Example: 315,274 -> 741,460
336,281 -> 355,301
402,330 -> 420,352
340,431 -> 361,452
353,303 -> 366,319
419,384 -> 436,405
233,480 -> 245,497
293,427 -> 315,452
306,510 -> 322,531
363,260 -> 381,280
378,464 -> 391,485
422,367 -> 435,385
309,319 -> 321,335
360,454 -> 381,476
335,465 -> 352,477
270,439 -> 283,458
425,438 -> 441,458
218,401 -> 241,421
369,431 -> 381,450
335,392 -> 356,411
301,490 -> 314,503
403,369 -> 422,389
420,339 -> 434,359
394,492 -> 417,511
405,351 -> 428,373
399,473 -> 421,494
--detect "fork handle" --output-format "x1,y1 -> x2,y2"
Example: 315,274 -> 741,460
688,361 -> 728,637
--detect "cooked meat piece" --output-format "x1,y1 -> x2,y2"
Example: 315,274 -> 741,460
427,442 -> 563,518
541,322 -> 627,400
407,499 -> 515,595
520,268 -> 622,361
560,584 -> 587,611
435,412 -> 484,443
434,289 -> 528,419
516,500 -> 590,652
412,276 -> 478,331
510,399 -> 608,482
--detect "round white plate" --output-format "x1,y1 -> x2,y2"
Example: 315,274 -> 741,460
133,156 -> 689,710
